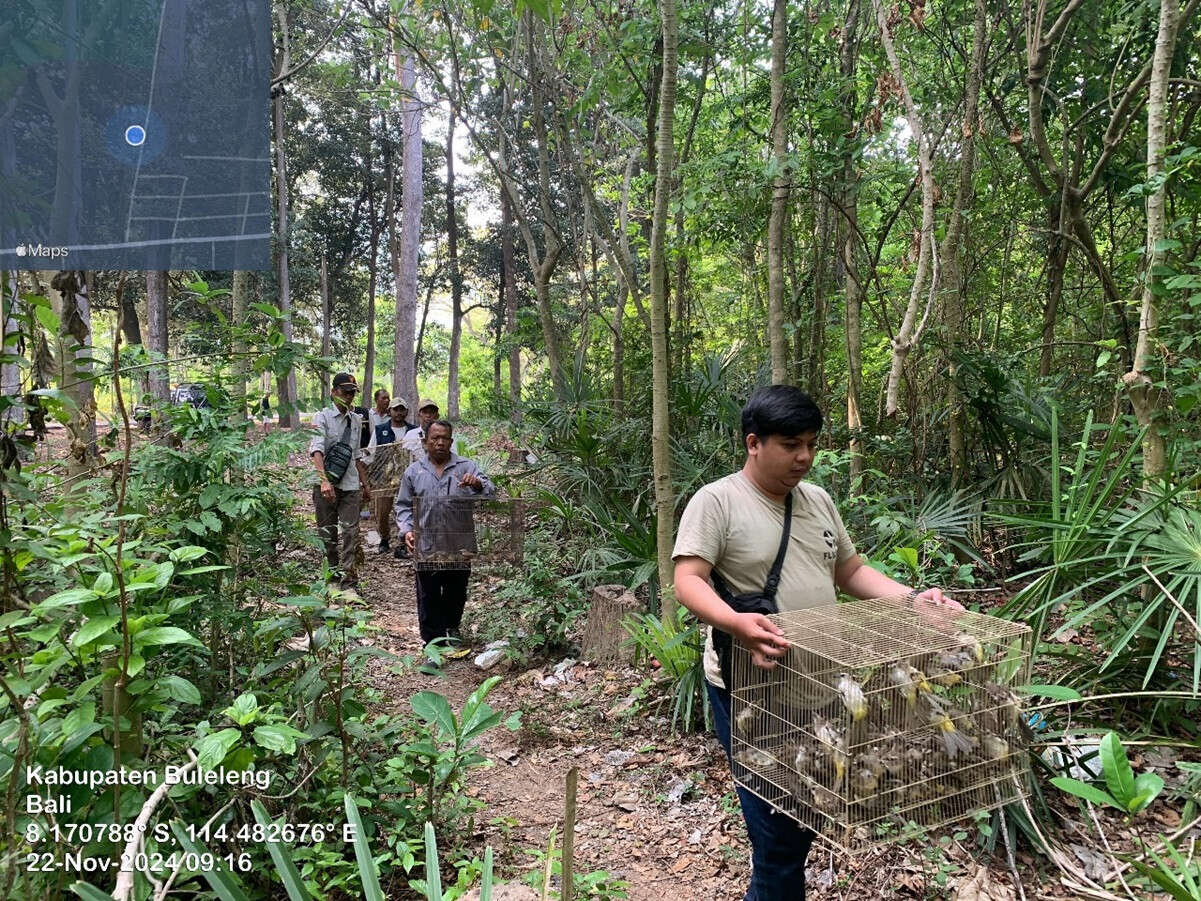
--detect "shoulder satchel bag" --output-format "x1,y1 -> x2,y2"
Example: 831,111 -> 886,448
710,491 -> 792,689
322,416 -> 355,484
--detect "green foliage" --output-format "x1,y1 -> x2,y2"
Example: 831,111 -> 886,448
1051,732 -> 1164,815
622,606 -> 710,733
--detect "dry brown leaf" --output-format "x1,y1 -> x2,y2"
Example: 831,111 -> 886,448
954,864 -> 1016,901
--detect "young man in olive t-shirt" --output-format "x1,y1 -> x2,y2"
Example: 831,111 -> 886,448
672,385 -> 959,901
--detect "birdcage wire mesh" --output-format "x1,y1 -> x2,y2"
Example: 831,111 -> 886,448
411,496 -> 529,567
729,596 -> 1032,851
364,442 -> 415,494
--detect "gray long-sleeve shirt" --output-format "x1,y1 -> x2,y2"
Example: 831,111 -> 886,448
394,453 -> 496,562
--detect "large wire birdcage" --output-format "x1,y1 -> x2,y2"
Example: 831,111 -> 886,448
365,442 -> 415,495
410,496 -> 529,567
729,597 -> 1033,851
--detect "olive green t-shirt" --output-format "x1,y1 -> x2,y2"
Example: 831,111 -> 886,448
671,471 -> 856,689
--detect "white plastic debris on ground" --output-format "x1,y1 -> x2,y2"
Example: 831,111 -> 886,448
473,640 -> 510,670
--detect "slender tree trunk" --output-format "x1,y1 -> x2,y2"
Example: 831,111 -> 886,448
231,270 -> 250,418
650,0 -> 679,616
1124,0 -> 1180,480
875,0 -> 939,418
392,30 -> 421,411
47,270 -> 95,476
1038,202 -> 1070,377
362,160 -> 380,400
942,0 -> 987,487
272,80 -> 297,426
839,0 -> 864,485
2,273 -> 23,425
447,104 -> 463,420
319,249 -> 331,399
766,0 -> 790,383
501,190 -> 521,422
119,283 -> 146,400
807,192 -> 831,399
145,270 -> 170,405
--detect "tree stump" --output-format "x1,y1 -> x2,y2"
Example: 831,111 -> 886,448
579,585 -> 640,663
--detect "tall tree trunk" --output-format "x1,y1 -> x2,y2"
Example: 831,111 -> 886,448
231,270 -> 250,418
47,270 -> 95,477
839,0 -> 864,485
807,192 -> 831,399
941,0 -> 987,487
2,273 -> 22,425
1038,201 -> 1070,377
501,190 -> 521,422
392,32 -> 422,410
145,270 -> 170,405
446,104 -> 463,420
271,0 -> 298,426
766,0 -> 790,383
363,159 -> 380,401
875,0 -> 939,418
650,0 -> 679,616
119,283 -> 146,400
1124,0 -> 1180,480
319,249 -> 331,399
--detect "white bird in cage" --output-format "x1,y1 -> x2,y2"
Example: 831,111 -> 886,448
981,733 -> 1010,761
735,746 -> 778,770
791,741 -> 814,775
955,631 -> 986,664
809,781 -> 842,815
888,662 -> 930,704
835,672 -> 869,721
734,704 -> 756,738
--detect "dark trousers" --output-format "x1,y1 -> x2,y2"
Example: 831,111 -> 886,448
415,568 -> 471,644
708,682 -> 815,901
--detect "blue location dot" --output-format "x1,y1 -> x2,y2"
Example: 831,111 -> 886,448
124,124 -> 147,147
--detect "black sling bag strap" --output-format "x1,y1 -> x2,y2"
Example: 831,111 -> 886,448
711,491 -> 793,690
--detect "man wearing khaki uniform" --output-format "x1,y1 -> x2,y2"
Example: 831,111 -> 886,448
309,372 -> 376,592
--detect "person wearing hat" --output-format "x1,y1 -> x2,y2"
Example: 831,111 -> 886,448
372,398 -> 415,557
401,399 -> 461,455
309,372 -> 376,592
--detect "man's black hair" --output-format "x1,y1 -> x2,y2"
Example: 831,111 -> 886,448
374,387 -> 388,400
741,384 -> 823,444
428,418 -> 454,436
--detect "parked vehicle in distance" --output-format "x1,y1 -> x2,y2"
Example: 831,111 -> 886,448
171,383 -> 226,408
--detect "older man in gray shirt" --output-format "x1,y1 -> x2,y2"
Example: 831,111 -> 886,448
395,420 -> 495,644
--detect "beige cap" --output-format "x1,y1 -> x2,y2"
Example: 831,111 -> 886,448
418,399 -> 439,411
389,397 -> 409,410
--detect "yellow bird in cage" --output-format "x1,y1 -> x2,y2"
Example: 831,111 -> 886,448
927,707 -> 977,759
835,672 -> 869,721
813,714 -> 849,783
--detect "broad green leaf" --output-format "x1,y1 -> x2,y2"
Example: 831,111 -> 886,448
35,305 -> 60,332
169,545 -> 210,563
1122,858 -> 1198,901
158,674 -> 202,705
411,691 -> 456,736
1100,732 -> 1136,808
344,795 -> 385,901
92,572 -> 113,595
134,626 -> 203,648
196,728 -> 242,770
62,702 -> 96,738
252,724 -> 309,754
68,883 -> 112,901
72,616 -> 120,647
225,693 -> 260,725
424,821 -> 443,901
250,800 -> 313,901
1127,772 -> 1165,814
36,587 -> 99,609
1016,684 -> 1081,701
1050,776 -> 1119,810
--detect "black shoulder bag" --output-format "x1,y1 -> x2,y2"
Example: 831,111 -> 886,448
322,416 -> 355,484
711,492 -> 792,689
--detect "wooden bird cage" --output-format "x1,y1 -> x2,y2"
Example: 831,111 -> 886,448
728,597 -> 1033,851
410,496 -> 531,567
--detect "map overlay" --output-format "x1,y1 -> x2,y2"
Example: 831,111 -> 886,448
0,0 -> 272,269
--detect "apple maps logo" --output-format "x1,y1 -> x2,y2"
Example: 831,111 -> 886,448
14,243 -> 69,259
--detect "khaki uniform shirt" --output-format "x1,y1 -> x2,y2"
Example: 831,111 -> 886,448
672,472 -> 856,689
308,405 -> 376,491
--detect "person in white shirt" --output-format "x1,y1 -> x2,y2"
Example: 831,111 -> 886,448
368,388 -> 391,431
402,399 -> 461,455
309,373 -> 376,592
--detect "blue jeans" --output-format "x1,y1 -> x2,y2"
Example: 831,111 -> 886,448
708,682 -> 814,901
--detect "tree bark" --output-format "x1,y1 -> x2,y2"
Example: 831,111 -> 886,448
650,0 -> 679,617
941,0 -> 988,487
362,146 -> 380,401
47,270 -> 95,476
1124,0 -> 1181,481
1038,201 -> 1070,377
501,189 -> 521,422
874,0 -> 939,418
446,103 -> 463,421
839,0 -> 865,485
766,0 -> 790,384
145,270 -> 170,406
272,2 -> 298,426
231,270 -> 250,418
319,249 -> 331,400
391,31 -> 422,411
